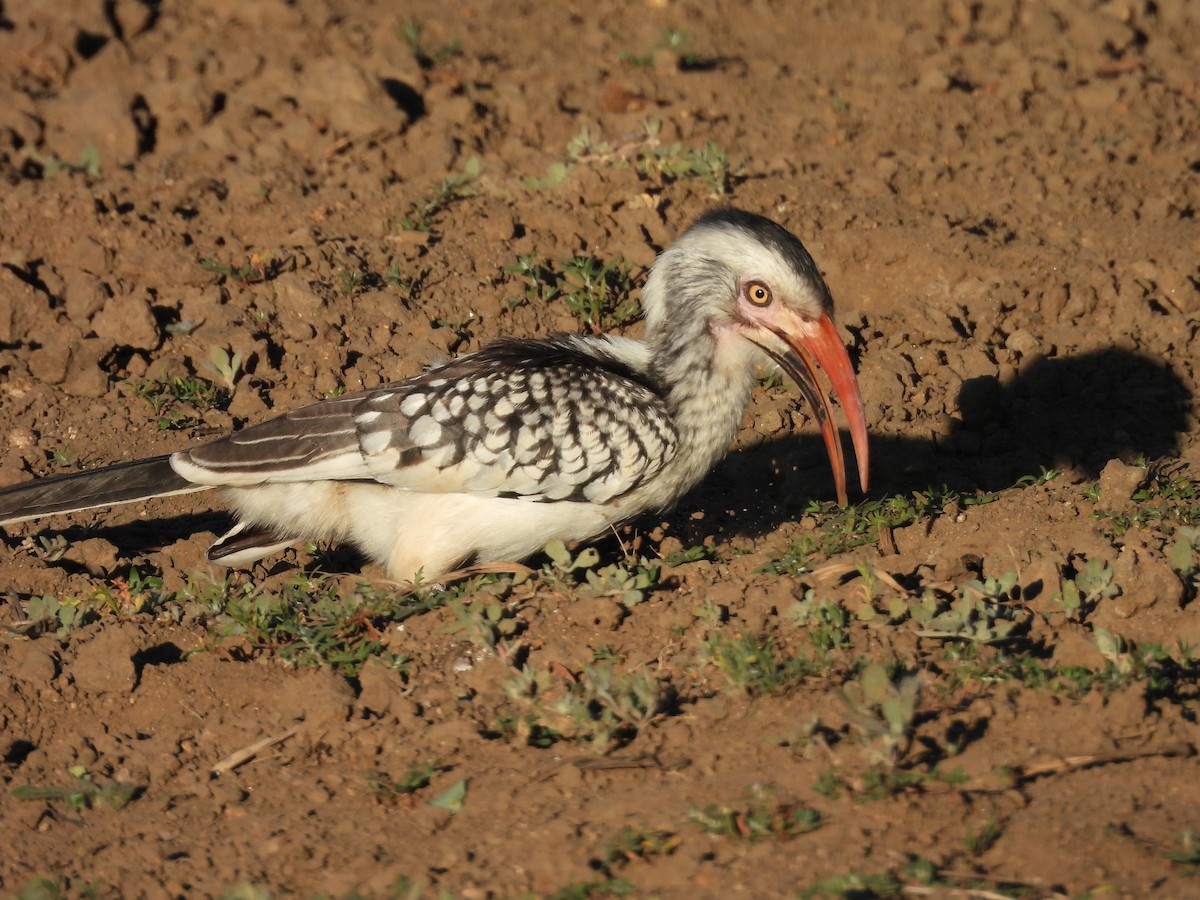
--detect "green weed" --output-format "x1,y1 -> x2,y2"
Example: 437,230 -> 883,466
200,254 -> 280,284
1055,557 -> 1120,621
636,123 -> 744,195
1093,460 -> 1200,535
1167,829 -> 1200,875
21,144 -> 101,179
621,28 -> 698,68
699,632 -> 814,695
369,763 -> 436,803
502,661 -> 661,753
11,765 -> 137,812
839,661 -> 919,765
126,372 -> 228,430
689,785 -> 822,841
559,255 -> 640,332
400,21 -> 462,68
202,345 -> 243,392
397,157 -> 480,232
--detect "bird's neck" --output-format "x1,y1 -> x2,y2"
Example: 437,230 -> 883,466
643,316 -> 759,501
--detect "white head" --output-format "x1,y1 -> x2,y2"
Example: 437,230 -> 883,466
640,207 -> 869,503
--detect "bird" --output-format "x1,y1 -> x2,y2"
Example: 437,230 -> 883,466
0,207 -> 869,582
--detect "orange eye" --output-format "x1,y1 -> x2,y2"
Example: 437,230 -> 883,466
747,281 -> 773,306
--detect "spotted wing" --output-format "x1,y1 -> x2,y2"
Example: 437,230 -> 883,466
175,338 -> 678,504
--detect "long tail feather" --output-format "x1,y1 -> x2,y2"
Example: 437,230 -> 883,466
0,455 -> 210,526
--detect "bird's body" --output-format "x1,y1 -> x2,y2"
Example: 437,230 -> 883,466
0,208 -> 869,581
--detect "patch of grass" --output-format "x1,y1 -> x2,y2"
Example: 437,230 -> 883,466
11,765 -> 138,812
21,144 -> 101,179
400,20 -> 462,69
946,637 -> 1199,703
502,661 -> 662,753
539,539 -> 661,607
699,632 -> 815,695
369,762 -> 436,804
200,252 -> 281,284
337,263 -> 365,296
769,472 -> 1060,564
397,157 -> 480,233
385,263 -> 429,300
202,345 -> 243,392
839,661 -> 920,765
964,816 -> 1002,856
1055,556 -> 1120,622
1093,460 -> 1200,535
690,785 -> 822,842
502,254 -> 560,307
1170,525 -> 1200,601
127,372 -> 228,430
814,764 -> 968,803
620,28 -> 698,68
208,570 -> 431,675
798,871 -> 904,899
636,122 -> 745,195
1167,828 -> 1200,875
559,255 -> 640,332
789,592 -> 850,655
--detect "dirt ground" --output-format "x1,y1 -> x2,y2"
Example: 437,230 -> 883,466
2,0 -> 1200,897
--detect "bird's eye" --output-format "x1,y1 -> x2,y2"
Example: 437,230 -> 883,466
747,282 -> 773,307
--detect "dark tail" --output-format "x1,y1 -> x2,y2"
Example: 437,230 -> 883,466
0,455 -> 210,526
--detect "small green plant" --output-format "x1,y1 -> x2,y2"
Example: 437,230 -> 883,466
839,661 -> 919,765
1055,557 -> 1120,621
797,870 -> 903,899
337,264 -> 365,296
11,765 -> 138,811
964,816 -> 1002,856
369,762 -> 436,803
442,595 -> 520,651
814,764 -> 967,803
502,661 -> 661,753
912,572 -> 1025,645
22,594 -> 101,637
661,543 -> 720,566
19,534 -> 70,562
559,255 -> 640,332
385,263 -> 429,300
1167,828 -> 1200,875
1094,460 -> 1200,535
1170,525 -> 1200,600
200,253 -> 280,284
397,157 -> 480,232
400,21 -> 462,68
621,28 -> 697,68
689,785 -> 822,842
22,144 -> 101,179
700,632 -> 813,695
601,824 -> 680,868
636,123 -> 745,195
202,345 -> 243,392
502,254 -> 560,306
127,372 -> 228,430
789,592 -> 850,655
428,779 -> 467,814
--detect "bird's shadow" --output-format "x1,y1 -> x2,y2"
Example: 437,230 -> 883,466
7,347 -> 1192,575
655,347 -> 1193,550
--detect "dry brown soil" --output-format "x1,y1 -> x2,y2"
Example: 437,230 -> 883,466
2,0 -> 1200,897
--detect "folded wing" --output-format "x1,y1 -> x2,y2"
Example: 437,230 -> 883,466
173,337 -> 679,505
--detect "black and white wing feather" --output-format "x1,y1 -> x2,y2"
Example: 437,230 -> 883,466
173,337 -> 679,505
